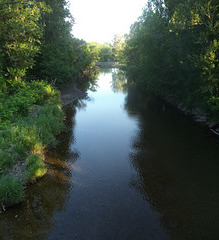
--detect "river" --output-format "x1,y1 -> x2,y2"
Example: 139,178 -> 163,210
0,69 -> 219,240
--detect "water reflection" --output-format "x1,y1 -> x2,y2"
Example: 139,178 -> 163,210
1,71 -> 219,240
0,102 -> 81,240
125,89 -> 219,240
111,69 -> 128,93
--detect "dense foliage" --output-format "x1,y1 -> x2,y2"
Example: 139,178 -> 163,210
0,80 -> 64,206
0,0 -> 98,89
31,0 -> 97,85
124,0 -> 219,119
0,0 -> 99,206
86,37 -> 126,64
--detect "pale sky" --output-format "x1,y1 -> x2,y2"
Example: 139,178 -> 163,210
69,0 -> 147,43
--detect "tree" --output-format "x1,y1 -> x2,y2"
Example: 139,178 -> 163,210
124,0 -> 219,118
99,44 -> 114,62
112,34 -> 126,62
0,0 -> 48,89
31,0 -> 75,83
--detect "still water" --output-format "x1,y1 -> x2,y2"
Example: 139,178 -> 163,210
0,69 -> 219,240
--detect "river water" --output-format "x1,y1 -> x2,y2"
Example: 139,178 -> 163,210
0,69 -> 219,240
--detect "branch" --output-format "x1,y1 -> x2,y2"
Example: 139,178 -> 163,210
211,129 -> 219,136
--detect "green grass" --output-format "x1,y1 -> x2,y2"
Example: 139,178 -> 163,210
0,176 -> 25,205
0,150 -> 15,174
0,80 -> 64,206
25,154 -> 47,181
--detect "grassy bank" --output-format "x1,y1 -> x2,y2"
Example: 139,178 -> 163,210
0,81 -> 64,207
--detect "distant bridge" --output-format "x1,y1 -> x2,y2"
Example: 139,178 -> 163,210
95,62 -> 122,68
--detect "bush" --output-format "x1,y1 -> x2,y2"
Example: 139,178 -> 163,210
0,80 -> 61,124
0,104 -> 64,177
0,150 -> 15,174
25,154 -> 47,181
208,97 -> 219,120
0,176 -> 25,205
0,79 -> 64,205
35,105 -> 64,145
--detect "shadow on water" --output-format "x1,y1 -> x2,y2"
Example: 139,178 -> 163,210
125,89 -> 219,240
0,101 -> 84,240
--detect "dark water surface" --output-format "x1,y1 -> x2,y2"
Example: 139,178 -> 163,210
0,70 -> 219,240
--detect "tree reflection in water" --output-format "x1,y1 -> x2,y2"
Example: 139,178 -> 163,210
111,69 -> 128,93
125,89 -> 219,240
1,71 -> 219,240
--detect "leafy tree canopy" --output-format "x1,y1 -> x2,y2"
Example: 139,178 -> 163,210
124,0 -> 219,119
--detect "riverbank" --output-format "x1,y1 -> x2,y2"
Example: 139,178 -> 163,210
59,83 -> 87,107
162,95 -> 219,136
130,85 -> 219,136
0,81 -> 86,210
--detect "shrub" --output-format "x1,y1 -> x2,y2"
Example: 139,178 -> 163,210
35,105 -> 64,145
0,79 -> 64,205
0,176 -> 25,205
0,80 -> 61,123
25,154 -> 47,181
0,150 -> 15,174
208,97 -> 219,120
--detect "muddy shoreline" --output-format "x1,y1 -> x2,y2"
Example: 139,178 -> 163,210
59,83 -> 87,107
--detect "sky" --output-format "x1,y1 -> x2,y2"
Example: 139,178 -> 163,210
69,0 -> 147,43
